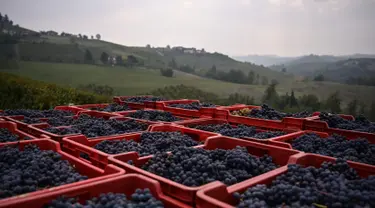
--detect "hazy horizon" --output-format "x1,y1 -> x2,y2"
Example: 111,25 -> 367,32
1,0 -> 375,57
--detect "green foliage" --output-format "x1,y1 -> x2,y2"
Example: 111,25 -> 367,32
324,91 -> 342,113
179,64 -> 195,74
148,84 -> 220,103
226,93 -> 255,105
160,68 -> 174,77
125,55 -> 138,67
262,84 -> 279,105
77,84 -> 114,96
0,72 -> 109,109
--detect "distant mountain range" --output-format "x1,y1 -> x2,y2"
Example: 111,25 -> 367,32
233,54 -> 375,67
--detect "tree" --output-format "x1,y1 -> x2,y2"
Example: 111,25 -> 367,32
126,55 -> 138,67
299,94 -> 320,111
179,64 -> 194,74
4,14 -> 9,23
248,71 -> 255,84
206,65 -> 217,78
83,35 -> 88,40
115,55 -> 123,65
314,74 -> 324,81
324,91 -> 341,113
78,34 -> 82,39
0,13 -> 2,21
84,49 -> 93,64
166,45 -> 171,49
345,100 -> 358,116
9,20 -> 13,26
262,83 -> 279,105
281,68 -> 287,73
290,90 -> 298,107
60,32 -> 65,36
160,68 -> 174,77
100,52 -> 109,64
146,44 -> 151,48
91,35 -> 94,39
261,76 -> 269,85
96,34 -> 101,40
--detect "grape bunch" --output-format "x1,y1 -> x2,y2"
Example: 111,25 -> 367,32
290,133 -> 375,165
127,110 -> 181,122
23,117 -> 43,124
0,129 -> 20,142
319,112 -> 375,133
231,104 -> 312,120
0,109 -> 73,118
46,116 -> 75,127
190,123 -> 285,140
0,129 -> 33,142
235,159 -> 375,208
0,145 -> 88,199
93,132 -> 200,156
45,189 -> 164,208
90,103 -> 131,112
141,146 -> 278,187
123,96 -> 167,103
46,118 -> 149,137
169,102 -> 216,110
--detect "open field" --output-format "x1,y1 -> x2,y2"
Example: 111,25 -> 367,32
2,61 -> 375,105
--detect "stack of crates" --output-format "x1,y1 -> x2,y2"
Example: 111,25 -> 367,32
0,95 -> 374,207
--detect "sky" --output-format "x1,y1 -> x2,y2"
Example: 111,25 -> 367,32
1,0 -> 375,56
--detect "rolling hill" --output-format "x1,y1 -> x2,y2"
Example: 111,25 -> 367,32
17,35 -> 290,83
2,61 -> 375,105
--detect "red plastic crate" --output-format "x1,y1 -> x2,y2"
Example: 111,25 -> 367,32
266,130 -> 375,168
2,115 -> 46,131
175,117 -> 301,144
63,124 -> 218,169
154,99 -> 194,110
214,104 -> 259,120
195,153 -> 375,208
27,116 -> 153,143
1,108 -> 88,131
54,105 -> 89,115
161,100 -> 221,118
0,174 -> 190,208
71,103 -> 134,114
303,116 -> 375,140
113,95 -> 159,109
0,139 -> 124,205
76,110 -> 121,119
0,121 -> 49,143
215,105 -> 319,130
108,136 -> 300,205
119,109 -> 196,124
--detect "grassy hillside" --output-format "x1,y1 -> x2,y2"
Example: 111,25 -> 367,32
18,35 -> 290,83
2,61 -> 375,105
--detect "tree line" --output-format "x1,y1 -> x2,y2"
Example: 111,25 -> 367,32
147,84 -> 375,121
